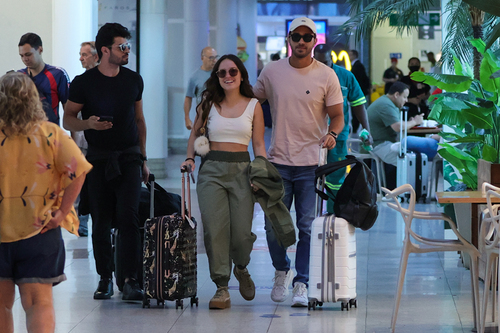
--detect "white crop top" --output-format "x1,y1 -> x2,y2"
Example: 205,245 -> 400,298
207,98 -> 257,145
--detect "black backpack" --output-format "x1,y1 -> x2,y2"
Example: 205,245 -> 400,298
315,155 -> 378,231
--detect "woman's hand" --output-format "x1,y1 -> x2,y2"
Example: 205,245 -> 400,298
41,209 -> 64,234
181,158 -> 195,173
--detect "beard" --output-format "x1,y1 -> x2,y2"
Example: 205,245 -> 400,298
292,46 -> 311,59
109,52 -> 128,66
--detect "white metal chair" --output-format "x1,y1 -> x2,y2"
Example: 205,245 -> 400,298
347,138 -> 386,194
479,182 -> 500,333
382,184 -> 481,333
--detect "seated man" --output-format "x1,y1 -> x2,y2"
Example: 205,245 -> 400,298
368,81 -> 439,167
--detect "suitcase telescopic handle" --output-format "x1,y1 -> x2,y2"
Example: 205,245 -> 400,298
180,166 -> 192,221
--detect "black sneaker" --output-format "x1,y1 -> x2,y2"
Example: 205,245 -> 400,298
122,278 -> 144,301
94,278 -> 113,299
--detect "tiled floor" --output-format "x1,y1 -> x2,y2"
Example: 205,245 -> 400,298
10,151 -> 485,332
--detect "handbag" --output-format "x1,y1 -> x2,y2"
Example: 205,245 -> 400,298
194,116 -> 210,156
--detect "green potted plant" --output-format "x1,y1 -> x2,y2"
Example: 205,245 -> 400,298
411,38 -> 500,190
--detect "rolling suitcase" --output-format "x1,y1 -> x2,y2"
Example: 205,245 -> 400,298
406,151 -> 429,201
142,168 -> 198,309
308,149 -> 357,311
397,107 -> 429,201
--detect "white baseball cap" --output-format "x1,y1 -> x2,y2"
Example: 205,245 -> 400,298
289,17 -> 317,34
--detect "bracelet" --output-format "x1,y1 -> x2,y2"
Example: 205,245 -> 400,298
328,131 -> 338,140
185,157 -> 195,163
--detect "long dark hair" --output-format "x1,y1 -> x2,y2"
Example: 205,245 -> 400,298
196,54 -> 254,135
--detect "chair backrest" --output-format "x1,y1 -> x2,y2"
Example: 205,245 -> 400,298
382,184 -> 417,240
382,184 -> 472,248
482,183 -> 500,251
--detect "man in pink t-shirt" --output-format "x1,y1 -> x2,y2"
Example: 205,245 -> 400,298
253,17 -> 344,307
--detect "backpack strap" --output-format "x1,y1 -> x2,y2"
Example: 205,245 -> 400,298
315,155 -> 360,201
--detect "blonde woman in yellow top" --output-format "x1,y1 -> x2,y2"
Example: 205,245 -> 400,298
0,72 -> 92,333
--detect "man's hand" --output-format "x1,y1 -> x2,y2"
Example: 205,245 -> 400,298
320,134 -> 337,150
363,134 -> 374,146
87,116 -> 113,131
411,114 -> 424,126
142,162 -> 150,184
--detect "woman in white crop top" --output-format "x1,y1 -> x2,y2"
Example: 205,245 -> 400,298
181,54 -> 266,309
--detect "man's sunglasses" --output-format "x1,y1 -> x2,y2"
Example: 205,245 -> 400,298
112,42 -> 131,52
289,33 -> 315,43
216,68 -> 239,78
203,55 -> 219,61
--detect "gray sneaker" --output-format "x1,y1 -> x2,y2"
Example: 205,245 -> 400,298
233,266 -> 255,301
271,270 -> 294,302
209,286 -> 231,309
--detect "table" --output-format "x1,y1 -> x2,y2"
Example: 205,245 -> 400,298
436,191 -> 500,272
408,126 -> 442,135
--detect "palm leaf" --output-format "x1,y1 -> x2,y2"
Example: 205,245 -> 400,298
411,72 -> 473,92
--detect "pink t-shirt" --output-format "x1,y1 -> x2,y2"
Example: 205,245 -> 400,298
253,58 -> 343,166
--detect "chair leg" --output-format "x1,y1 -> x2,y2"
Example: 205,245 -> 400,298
492,258 -> 498,323
469,254 -> 481,333
481,254 -> 494,333
391,246 -> 410,333
375,159 -> 383,195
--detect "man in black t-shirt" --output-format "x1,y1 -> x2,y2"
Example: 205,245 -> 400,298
382,57 -> 404,94
63,23 -> 149,302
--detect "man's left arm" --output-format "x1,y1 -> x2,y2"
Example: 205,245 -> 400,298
135,99 -> 150,183
321,103 -> 344,149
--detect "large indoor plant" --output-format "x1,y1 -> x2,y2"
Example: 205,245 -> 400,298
411,39 -> 500,189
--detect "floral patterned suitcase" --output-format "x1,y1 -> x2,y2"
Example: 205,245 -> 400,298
142,170 -> 198,309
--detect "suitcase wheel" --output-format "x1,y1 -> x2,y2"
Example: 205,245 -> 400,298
142,298 -> 150,308
308,300 -> 317,311
175,299 -> 184,309
349,299 -> 357,308
190,296 -> 199,307
341,301 -> 349,311
157,300 -> 164,308
317,302 -> 323,307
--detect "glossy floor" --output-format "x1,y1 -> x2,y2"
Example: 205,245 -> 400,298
10,155 -> 483,333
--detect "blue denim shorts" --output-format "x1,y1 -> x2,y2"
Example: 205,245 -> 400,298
0,227 -> 67,285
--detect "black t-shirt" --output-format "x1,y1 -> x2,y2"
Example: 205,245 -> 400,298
69,67 -> 144,151
383,67 -> 404,94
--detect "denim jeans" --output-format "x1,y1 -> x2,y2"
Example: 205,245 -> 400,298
264,163 -> 317,287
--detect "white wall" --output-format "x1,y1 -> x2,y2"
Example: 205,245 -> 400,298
0,0 -> 53,74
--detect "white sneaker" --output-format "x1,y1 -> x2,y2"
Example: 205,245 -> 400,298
271,270 -> 293,302
291,282 -> 308,307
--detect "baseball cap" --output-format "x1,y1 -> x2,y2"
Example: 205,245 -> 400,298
289,17 -> 317,34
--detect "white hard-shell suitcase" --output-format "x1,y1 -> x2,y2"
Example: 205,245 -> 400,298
308,214 -> 357,310
308,148 -> 357,311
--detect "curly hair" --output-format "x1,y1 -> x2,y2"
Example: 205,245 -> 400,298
196,54 -> 254,135
0,72 -> 46,135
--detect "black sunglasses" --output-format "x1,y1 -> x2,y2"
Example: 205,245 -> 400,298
290,33 -> 315,43
216,68 -> 239,78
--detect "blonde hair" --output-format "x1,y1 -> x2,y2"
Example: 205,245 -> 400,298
0,72 -> 46,135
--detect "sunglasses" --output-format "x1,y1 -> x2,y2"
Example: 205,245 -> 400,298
112,42 -> 131,52
203,55 -> 219,61
216,68 -> 239,78
289,33 -> 315,43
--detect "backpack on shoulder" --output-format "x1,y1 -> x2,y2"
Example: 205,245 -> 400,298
315,155 -> 378,231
